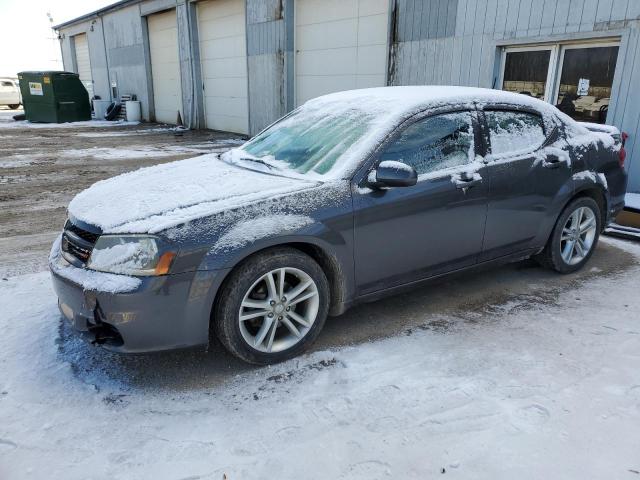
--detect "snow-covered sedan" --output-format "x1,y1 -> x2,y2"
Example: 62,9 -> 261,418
50,87 -> 628,364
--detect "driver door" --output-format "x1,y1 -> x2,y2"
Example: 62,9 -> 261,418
352,109 -> 489,296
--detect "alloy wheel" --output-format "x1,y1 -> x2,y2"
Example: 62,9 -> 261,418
238,267 -> 320,353
560,206 -> 597,266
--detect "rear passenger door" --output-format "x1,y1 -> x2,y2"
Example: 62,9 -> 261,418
480,108 -> 569,261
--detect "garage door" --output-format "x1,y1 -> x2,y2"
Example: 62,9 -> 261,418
74,34 -> 93,98
198,0 -> 249,134
148,9 -> 182,124
295,0 -> 389,106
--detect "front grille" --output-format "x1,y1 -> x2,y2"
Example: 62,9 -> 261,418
65,221 -> 100,244
61,221 -> 100,265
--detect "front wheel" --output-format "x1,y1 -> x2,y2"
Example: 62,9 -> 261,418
535,196 -> 601,273
214,247 -> 329,365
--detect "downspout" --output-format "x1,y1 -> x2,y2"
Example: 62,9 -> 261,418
99,15 -> 112,102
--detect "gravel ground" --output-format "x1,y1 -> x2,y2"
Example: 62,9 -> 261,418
0,108 -> 245,277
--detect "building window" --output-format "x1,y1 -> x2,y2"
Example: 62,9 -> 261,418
501,47 -> 553,101
499,41 -> 620,124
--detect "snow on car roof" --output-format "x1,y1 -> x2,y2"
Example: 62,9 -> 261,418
304,85 -> 550,113
299,86 -> 588,131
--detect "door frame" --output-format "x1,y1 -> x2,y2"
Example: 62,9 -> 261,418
498,38 -> 621,122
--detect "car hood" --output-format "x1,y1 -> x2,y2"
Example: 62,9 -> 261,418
68,153 -> 317,234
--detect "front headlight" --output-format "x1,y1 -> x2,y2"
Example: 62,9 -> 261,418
87,235 -> 176,276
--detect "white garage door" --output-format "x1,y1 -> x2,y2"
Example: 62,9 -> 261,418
74,33 -> 93,98
198,0 -> 249,134
148,9 -> 183,124
295,0 -> 389,106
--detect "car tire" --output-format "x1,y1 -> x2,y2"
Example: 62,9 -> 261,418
104,102 -> 121,121
9,104 -> 20,110
535,196 -> 601,274
214,247 -> 330,365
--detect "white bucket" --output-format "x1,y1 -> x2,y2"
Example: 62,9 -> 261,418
125,100 -> 142,122
93,100 -> 111,120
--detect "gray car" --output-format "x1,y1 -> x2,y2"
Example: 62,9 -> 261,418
50,86 -> 628,364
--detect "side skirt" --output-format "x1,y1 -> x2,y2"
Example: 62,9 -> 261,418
351,248 -> 539,307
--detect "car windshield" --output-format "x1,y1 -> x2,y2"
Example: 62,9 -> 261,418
224,105 -> 376,179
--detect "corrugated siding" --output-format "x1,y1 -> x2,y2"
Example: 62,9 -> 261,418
247,0 -> 286,134
390,0 -> 640,191
102,5 -> 151,120
394,0 -> 457,41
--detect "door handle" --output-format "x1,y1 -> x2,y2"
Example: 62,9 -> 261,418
543,154 -> 564,169
453,174 -> 482,190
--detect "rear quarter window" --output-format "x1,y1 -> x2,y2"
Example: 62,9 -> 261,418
486,110 -> 546,156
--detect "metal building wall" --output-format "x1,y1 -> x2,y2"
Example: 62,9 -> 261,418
390,0 -> 640,192
58,18 -> 111,103
101,4 -> 152,120
246,0 -> 288,135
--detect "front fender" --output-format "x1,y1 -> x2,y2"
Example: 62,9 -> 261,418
198,218 -> 346,271
197,217 -> 355,315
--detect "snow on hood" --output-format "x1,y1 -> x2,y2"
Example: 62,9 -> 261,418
68,153 -> 316,234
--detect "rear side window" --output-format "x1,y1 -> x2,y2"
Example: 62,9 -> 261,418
485,110 -> 546,156
381,111 -> 475,176
1,81 -> 13,87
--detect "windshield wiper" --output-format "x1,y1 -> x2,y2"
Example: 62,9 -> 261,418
240,157 -> 278,170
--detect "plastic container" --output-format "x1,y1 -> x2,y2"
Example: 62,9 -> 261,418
125,100 -> 141,122
93,99 -> 111,120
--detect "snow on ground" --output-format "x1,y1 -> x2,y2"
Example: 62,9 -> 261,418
0,144 -> 243,168
0,111 -> 138,130
60,145 -> 220,160
627,192 -> 640,210
73,127 -> 185,137
1,237 -> 639,479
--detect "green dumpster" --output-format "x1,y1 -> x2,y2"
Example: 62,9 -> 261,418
17,71 -> 91,123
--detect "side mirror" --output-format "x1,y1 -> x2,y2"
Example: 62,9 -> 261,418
368,160 -> 417,189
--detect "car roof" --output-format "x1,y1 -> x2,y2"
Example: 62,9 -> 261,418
305,86 -> 553,116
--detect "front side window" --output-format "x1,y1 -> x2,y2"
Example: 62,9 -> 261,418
380,111 -> 475,176
485,110 -> 546,156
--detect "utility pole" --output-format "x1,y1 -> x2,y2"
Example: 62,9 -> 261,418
46,12 -> 60,70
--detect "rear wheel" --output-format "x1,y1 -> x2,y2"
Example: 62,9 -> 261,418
214,247 -> 329,365
535,196 -> 601,273
8,104 -> 20,110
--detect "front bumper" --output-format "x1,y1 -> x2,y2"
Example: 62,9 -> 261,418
50,252 -> 226,354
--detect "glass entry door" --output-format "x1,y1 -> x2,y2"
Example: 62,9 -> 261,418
554,45 -> 619,124
500,41 -> 620,124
